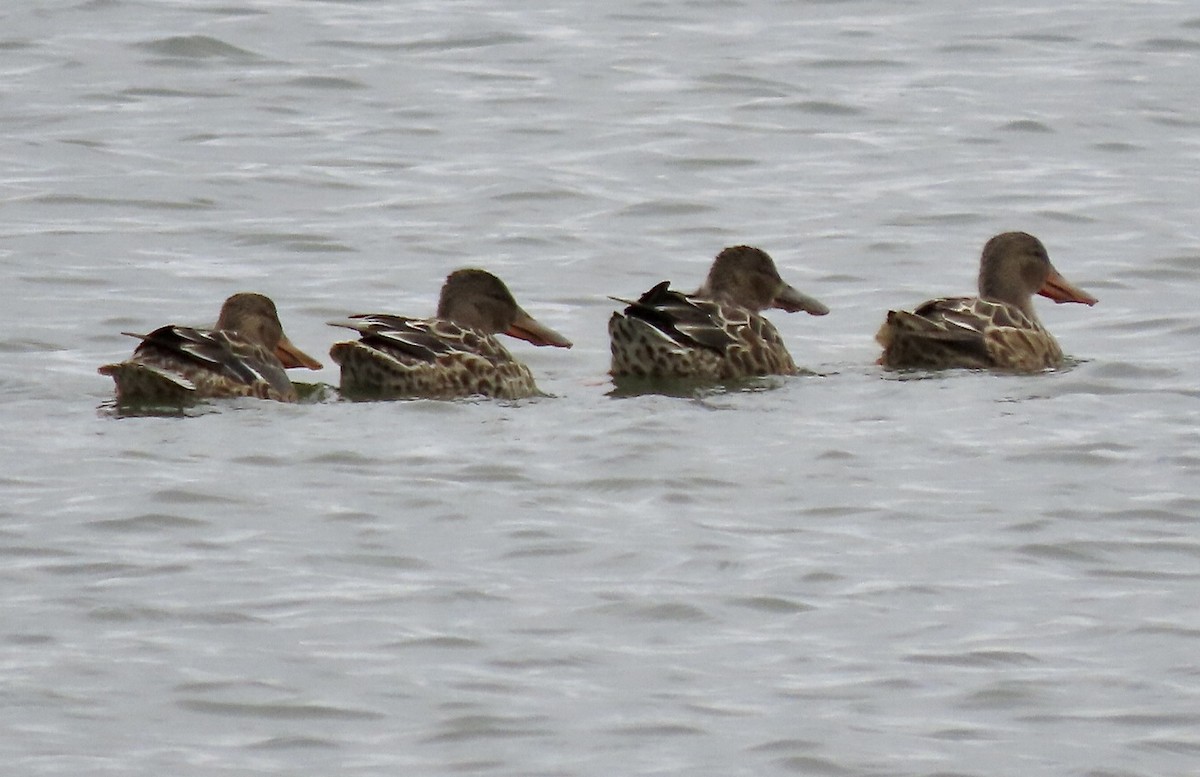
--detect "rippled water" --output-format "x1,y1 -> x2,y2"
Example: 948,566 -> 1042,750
4,1 -> 1200,775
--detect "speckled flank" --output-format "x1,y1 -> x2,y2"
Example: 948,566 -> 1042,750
99,360 -> 290,403
330,332 -> 542,400
98,363 -> 196,404
609,306 -> 798,381
877,297 -> 1064,372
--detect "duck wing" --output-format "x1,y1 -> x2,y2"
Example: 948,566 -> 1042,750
613,282 -> 737,353
329,314 -> 485,363
102,324 -> 294,401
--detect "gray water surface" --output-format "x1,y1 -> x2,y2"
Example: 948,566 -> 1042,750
4,2 -> 1200,775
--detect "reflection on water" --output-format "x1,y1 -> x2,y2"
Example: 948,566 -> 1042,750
607,374 -> 792,399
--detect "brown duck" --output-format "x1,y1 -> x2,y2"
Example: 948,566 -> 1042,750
99,292 -> 323,403
608,245 -> 829,382
876,231 -> 1098,371
328,268 -> 572,400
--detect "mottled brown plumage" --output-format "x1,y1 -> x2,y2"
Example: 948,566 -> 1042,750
99,293 -> 323,404
329,269 -> 572,400
876,232 -> 1098,372
608,245 -> 828,382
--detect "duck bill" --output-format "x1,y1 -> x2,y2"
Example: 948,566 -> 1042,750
1039,267 -> 1098,306
505,310 -> 573,348
275,334 -> 324,370
773,284 -> 830,316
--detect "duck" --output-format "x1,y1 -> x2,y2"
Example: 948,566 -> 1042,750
608,245 -> 829,382
328,268 -> 573,400
99,292 -> 323,404
875,231 -> 1098,371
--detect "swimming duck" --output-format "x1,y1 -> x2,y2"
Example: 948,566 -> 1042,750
328,268 -> 572,400
875,231 -> 1098,371
608,245 -> 829,381
99,292 -> 323,403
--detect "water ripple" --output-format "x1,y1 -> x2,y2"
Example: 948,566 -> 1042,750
178,699 -> 384,721
6,2 -> 1200,775
423,714 -> 552,743
88,513 -> 208,532
133,35 -> 262,61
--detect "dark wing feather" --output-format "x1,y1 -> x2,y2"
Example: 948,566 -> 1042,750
336,315 -> 485,363
129,325 -> 264,385
619,282 -> 736,354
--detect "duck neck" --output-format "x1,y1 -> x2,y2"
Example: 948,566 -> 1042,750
979,267 -> 1036,320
